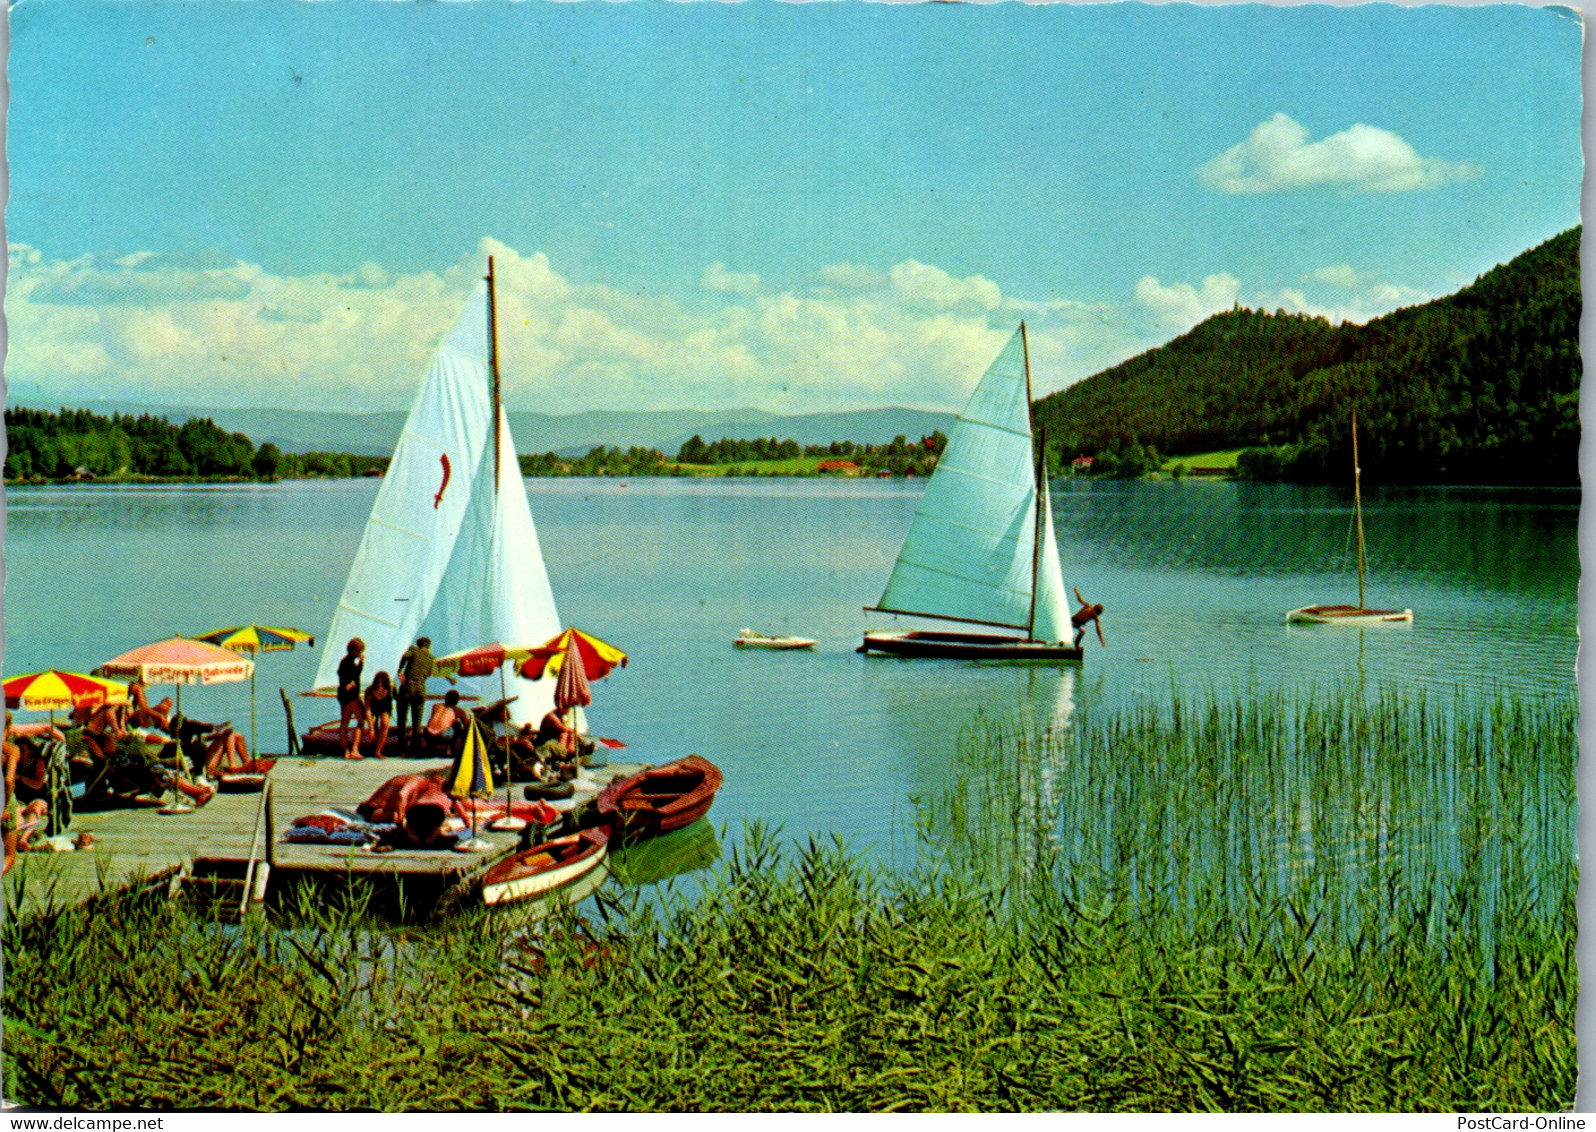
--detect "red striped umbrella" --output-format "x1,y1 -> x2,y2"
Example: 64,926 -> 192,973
4,670 -> 129,715
433,641 -> 537,679
517,628 -> 627,683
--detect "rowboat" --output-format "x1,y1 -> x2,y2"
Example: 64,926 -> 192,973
1286,410 -> 1413,626
596,755 -> 724,841
861,325 -> 1085,662
480,825 -> 610,907
734,629 -> 817,650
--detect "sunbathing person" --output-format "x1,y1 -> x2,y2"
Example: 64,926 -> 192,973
201,726 -> 252,779
126,677 -> 173,731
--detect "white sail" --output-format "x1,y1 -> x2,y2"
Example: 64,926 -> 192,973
316,280 -> 564,726
873,327 -> 1041,631
419,406 -> 563,724
1030,474 -> 1069,644
314,282 -> 495,693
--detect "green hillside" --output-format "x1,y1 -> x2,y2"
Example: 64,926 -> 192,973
1034,227 -> 1581,485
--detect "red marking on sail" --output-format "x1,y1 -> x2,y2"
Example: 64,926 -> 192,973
434,454 -> 452,509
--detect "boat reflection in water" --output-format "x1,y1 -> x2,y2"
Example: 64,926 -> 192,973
608,819 -> 722,887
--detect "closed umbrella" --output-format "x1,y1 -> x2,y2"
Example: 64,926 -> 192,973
195,624 -> 315,759
553,633 -> 592,712
448,715 -> 495,849
435,640 -> 539,820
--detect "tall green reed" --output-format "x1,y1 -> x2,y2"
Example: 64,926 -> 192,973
3,687 -> 1576,1111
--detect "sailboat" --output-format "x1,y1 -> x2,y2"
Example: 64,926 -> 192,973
312,258 -> 565,726
1285,410 -> 1413,625
860,324 -> 1083,661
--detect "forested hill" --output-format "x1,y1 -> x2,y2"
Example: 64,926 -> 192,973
1032,227 -> 1581,485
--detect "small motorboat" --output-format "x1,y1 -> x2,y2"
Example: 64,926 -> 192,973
596,755 -> 724,842
480,825 -> 610,907
734,629 -> 817,650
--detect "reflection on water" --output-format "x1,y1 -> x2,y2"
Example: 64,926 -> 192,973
3,478 -> 1577,862
609,819 -> 722,886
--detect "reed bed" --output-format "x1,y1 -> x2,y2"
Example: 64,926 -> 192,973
3,688 -> 1575,1111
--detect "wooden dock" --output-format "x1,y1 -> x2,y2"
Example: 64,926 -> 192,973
4,756 -> 643,919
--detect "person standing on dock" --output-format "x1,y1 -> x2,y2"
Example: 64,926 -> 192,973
396,636 -> 444,754
337,638 -> 367,760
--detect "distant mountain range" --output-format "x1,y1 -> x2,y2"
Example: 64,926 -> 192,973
3,400 -> 956,459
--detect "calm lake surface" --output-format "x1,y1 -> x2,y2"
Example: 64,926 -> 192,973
2,477 -> 1578,857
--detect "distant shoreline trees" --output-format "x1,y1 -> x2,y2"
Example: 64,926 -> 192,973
3,407 -> 386,482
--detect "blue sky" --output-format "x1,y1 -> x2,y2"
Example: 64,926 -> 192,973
5,1 -> 1583,415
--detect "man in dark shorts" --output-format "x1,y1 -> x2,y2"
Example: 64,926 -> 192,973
396,637 -> 442,754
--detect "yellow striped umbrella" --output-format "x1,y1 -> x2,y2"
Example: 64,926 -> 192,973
3,670 -> 129,727
195,624 -> 315,757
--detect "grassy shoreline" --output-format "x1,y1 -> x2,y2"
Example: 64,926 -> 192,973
3,688 -> 1575,1111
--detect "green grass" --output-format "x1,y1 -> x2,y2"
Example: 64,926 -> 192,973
1162,448 -> 1245,471
668,456 -> 842,476
3,688 -> 1575,1111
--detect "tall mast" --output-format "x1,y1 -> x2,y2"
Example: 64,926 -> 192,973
1352,409 -> 1366,609
1022,321 -> 1042,641
486,256 -> 502,494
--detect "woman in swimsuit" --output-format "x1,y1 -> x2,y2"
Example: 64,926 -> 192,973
363,671 -> 395,759
336,638 -> 367,760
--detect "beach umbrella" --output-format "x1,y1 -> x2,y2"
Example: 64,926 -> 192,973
3,669 -> 129,728
553,633 -> 593,712
448,715 -> 496,845
95,635 -> 253,723
434,641 -> 537,679
518,628 -> 627,683
435,640 -> 545,820
195,624 -> 315,759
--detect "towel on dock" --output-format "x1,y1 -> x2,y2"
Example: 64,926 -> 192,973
282,808 -> 397,846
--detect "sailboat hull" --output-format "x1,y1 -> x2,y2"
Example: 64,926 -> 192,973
860,630 -> 1083,661
1286,605 -> 1413,625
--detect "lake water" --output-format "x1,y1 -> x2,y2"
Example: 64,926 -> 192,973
2,477 -> 1578,858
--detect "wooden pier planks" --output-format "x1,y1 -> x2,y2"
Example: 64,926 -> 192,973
3,756 -> 645,918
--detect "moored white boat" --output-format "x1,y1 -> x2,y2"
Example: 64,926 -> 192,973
734,629 -> 817,650
1286,604 -> 1413,625
1285,410 -> 1414,627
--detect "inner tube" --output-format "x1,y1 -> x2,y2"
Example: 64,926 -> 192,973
524,781 -> 575,801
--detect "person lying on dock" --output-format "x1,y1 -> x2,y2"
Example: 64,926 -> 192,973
201,726 -> 252,779
126,677 -> 173,731
72,700 -> 128,737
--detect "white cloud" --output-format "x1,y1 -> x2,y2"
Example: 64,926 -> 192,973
1134,273 -> 1240,332
1198,113 -> 1480,195
3,239 -> 1229,414
818,262 -> 885,290
1312,264 -> 1362,289
701,262 -> 761,295
889,260 -> 1002,311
